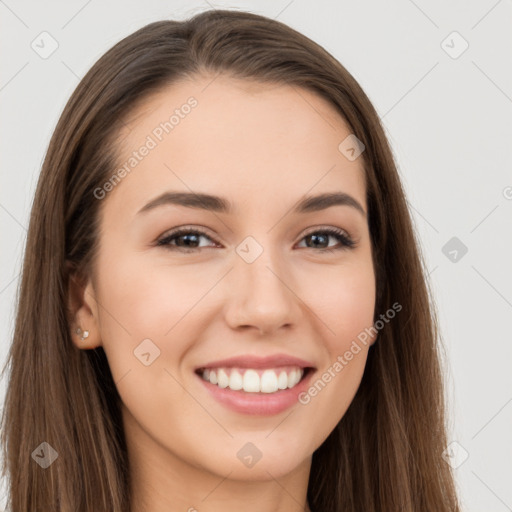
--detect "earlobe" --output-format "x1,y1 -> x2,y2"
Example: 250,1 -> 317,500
75,327 -> 90,341
66,262 -> 101,349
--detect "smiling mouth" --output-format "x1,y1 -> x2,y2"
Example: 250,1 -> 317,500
195,366 -> 313,394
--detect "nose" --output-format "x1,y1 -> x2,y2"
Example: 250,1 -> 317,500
224,245 -> 302,336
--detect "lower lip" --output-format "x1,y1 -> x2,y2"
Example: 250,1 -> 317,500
196,369 -> 315,416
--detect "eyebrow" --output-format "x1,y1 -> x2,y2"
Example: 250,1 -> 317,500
137,191 -> 366,217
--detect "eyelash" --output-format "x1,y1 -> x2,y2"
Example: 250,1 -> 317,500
156,226 -> 356,254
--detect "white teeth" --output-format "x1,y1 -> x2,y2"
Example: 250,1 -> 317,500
277,371 -> 288,390
229,369 -> 243,390
260,369 -> 278,393
217,368 -> 229,388
243,369 -> 260,392
200,366 -> 305,393
288,369 -> 301,388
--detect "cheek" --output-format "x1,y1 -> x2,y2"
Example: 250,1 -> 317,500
304,257 -> 376,350
97,248 -> 199,330
298,256 -> 375,401
93,254 -> 201,428
283,259 -> 376,455
94,251 -> 213,374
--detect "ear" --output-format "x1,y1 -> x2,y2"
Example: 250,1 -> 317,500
66,261 -> 102,349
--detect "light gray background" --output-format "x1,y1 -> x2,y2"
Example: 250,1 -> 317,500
1,1 -> 511,510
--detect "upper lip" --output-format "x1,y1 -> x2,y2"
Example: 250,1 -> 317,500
196,354 -> 316,370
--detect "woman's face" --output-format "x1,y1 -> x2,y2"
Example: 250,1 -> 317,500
75,74 -> 376,493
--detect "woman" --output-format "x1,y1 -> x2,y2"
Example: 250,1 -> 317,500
0,9 -> 461,511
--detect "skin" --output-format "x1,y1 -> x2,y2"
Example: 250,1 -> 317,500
68,74 -> 377,512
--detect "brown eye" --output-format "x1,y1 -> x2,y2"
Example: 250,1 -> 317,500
157,228 -> 218,253
298,228 -> 356,252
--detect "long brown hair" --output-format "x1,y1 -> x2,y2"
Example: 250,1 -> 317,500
1,9 -> 461,511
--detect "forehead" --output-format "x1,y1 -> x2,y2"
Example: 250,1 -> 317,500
106,74 -> 367,219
